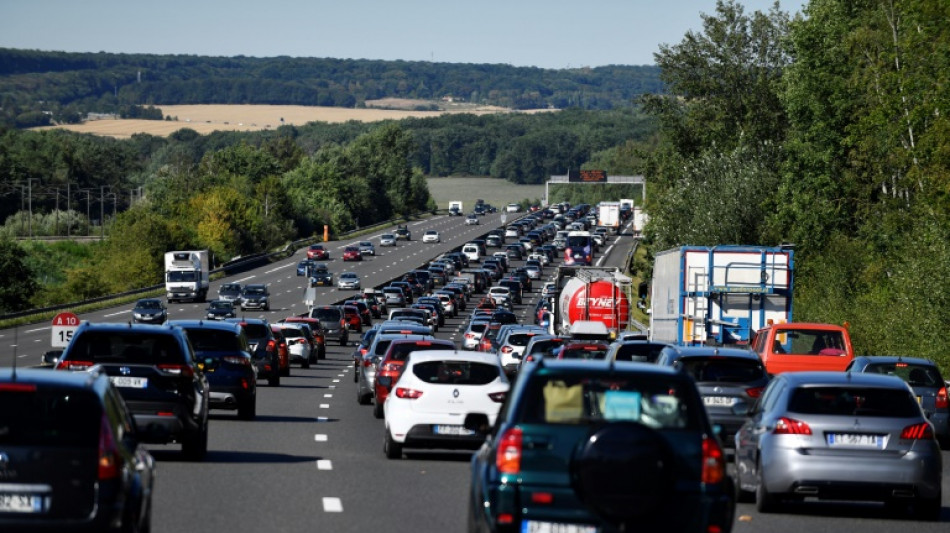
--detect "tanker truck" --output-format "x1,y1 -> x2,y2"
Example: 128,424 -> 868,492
547,266 -> 633,338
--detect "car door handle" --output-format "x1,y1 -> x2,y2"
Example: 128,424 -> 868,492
524,438 -> 551,449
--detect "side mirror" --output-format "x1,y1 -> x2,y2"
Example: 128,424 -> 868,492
464,413 -> 490,433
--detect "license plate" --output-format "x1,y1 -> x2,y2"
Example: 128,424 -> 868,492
0,493 -> 43,513
522,521 -> 598,533
703,396 -> 736,407
110,376 -> 148,389
433,425 -> 475,436
826,433 -> 884,448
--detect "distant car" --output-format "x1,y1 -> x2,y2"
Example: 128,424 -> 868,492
395,225 -> 411,241
205,299 -> 237,320
380,234 -> 397,247
465,214 -> 480,225
307,243 -> 330,260
343,246 -> 363,261
132,297 -> 167,324
309,306 -> 349,346
358,241 -> 376,256
274,323 -> 316,369
506,202 -> 520,213
218,282 -> 244,305
240,284 -> 270,311
423,230 -> 441,243
296,259 -> 315,276
337,271 -> 362,290
309,263 -> 334,286
0,368 -> 156,532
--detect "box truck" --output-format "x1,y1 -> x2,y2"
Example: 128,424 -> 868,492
165,250 -> 210,303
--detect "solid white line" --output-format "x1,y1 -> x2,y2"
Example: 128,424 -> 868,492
315,434 -> 328,442
316,460 -> 333,470
236,275 -> 256,282
322,497 -> 343,513
25,326 -> 50,333
265,264 -> 292,274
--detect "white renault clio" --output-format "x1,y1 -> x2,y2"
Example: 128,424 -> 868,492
383,350 -> 509,459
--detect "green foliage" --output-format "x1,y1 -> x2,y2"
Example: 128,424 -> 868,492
0,239 -> 39,312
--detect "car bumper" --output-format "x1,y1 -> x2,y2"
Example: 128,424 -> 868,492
208,383 -> 254,410
338,283 -> 360,290
242,302 -> 267,309
133,315 -> 166,324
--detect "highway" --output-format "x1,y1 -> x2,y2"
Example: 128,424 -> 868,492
2,212 -> 947,532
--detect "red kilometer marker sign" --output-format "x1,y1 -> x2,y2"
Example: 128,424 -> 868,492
51,311 -> 80,348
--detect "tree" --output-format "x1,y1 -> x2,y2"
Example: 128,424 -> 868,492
0,239 -> 39,312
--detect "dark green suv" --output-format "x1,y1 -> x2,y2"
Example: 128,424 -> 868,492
467,359 -> 734,532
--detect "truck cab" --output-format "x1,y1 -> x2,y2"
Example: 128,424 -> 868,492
750,322 -> 854,375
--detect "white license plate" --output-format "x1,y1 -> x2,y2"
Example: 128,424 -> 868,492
0,493 -> 43,513
433,425 -> 475,436
826,433 -> 884,448
522,520 -> 598,533
703,396 -> 736,407
110,376 -> 148,389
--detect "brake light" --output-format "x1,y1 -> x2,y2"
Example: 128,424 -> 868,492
745,386 -> 765,398
489,391 -> 506,403
0,383 -> 37,392
531,492 -> 553,504
223,356 -> 250,366
98,413 -> 120,481
394,387 -> 423,399
158,364 -> 195,377
773,417 -> 812,435
901,422 -> 934,440
266,340 -> 276,352
701,436 -> 725,484
58,360 -> 94,371
936,387 -> 948,410
495,427 -> 522,474
381,362 -> 405,373
501,346 -> 513,354
465,333 -> 475,339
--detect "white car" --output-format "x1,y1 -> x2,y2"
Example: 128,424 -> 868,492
380,234 -> 397,247
383,350 -> 509,459
465,215 -> 480,225
488,286 -> 512,307
274,324 -> 314,369
423,230 -> 441,243
504,227 -> 520,239
506,203 -> 520,213
337,272 -> 361,290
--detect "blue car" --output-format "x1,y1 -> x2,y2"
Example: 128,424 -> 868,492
297,259 -> 314,276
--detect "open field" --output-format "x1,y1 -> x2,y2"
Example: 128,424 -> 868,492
37,103 -> 550,139
426,176 -> 545,210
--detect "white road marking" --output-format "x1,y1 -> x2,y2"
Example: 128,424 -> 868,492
322,497 -> 343,513
315,434 -> 328,442
265,264 -> 293,274
236,275 -> 256,282
332,379 -> 340,383
104,310 -> 129,317
329,385 -> 336,389
25,326 -> 49,333
320,404 -> 330,408
18,354 -> 30,358
316,417 -> 330,422
323,394 -> 333,398
316,460 -> 333,470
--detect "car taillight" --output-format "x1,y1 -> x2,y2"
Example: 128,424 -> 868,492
58,359 -> 94,371
773,417 -> 812,435
936,387 -> 949,410
900,422 -> 935,440
0,383 -> 37,392
701,436 -> 725,484
266,340 -> 276,352
464,333 -> 475,339
394,387 -> 423,399
223,356 -> 249,366
745,386 -> 765,398
362,358 -> 375,367
489,391 -> 506,403
381,362 -> 404,373
158,363 -> 195,377
495,427 -> 523,474
501,346 -> 513,354
98,413 -> 120,481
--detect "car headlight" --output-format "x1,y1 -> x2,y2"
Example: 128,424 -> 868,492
207,313 -> 215,318
134,313 -> 144,319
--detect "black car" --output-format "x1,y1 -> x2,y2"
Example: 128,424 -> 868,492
227,318 -> 282,387
309,306 -> 349,346
204,299 -> 237,320
395,225 -> 411,241
468,359 -> 734,532
170,320 -> 258,420
309,264 -> 334,287
0,368 -> 156,532
132,298 -> 167,324
56,322 -> 211,460
240,284 -> 270,311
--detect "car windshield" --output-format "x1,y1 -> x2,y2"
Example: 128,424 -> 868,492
520,373 -> 697,429
0,387 -> 100,447
342,274 -> 358,279
345,247 -> 358,252
788,386 -> 919,417
184,328 -> 242,352
613,343 -> 667,363
167,271 -> 198,282
312,309 -> 342,322
241,323 -> 270,339
244,287 -> 265,295
221,285 -> 240,293
863,362 -> 942,387
136,300 -> 162,309
67,332 -> 184,364
382,234 -> 395,239
676,357 -> 765,383
360,242 -> 372,247
412,361 -> 500,385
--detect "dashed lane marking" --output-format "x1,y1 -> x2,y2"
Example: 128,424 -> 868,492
315,434 -> 328,442
324,394 -> 333,398
322,497 -> 343,513
320,404 -> 330,408
316,460 -> 333,470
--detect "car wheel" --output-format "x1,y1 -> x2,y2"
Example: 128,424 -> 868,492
733,458 -> 755,504
320,345 -> 326,360
755,459 -> 778,513
238,397 -> 256,421
340,335 -> 348,346
181,425 -> 208,461
281,365 -> 290,377
913,491 -> 941,521
384,430 -> 402,459
268,373 -> 280,387
358,388 -> 371,405
373,398 -> 384,419
353,366 -> 359,383
302,357 -> 310,369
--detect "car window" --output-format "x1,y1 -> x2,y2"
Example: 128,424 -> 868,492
613,343 -> 666,363
863,362 -> 942,387
788,386 -> 919,417
676,357 -> 766,383
68,332 -> 185,364
773,328 -> 847,355
311,308 -> 342,322
412,361 -> 500,385
279,327 -> 305,339
560,345 -> 609,360
241,323 -> 270,339
184,328 -> 243,352
0,386 -> 100,447
520,374 -> 697,429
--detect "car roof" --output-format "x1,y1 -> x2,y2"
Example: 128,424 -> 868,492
0,367 -> 107,391
167,319 -> 243,334
403,349 -> 502,366
660,345 -> 759,361
779,371 -> 913,388
852,355 -> 938,367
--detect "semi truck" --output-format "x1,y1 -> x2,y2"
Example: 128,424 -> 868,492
164,250 -> 210,303
649,245 -> 794,346
547,266 -> 633,337
597,201 -> 621,234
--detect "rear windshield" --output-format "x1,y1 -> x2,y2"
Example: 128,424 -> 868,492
241,323 -> 270,339
519,373 -> 698,429
560,345 -> 609,360
412,361 -> 500,385
469,323 -> 488,334
279,327 -> 305,339
508,333 -> 540,347
311,308 -> 342,322
0,387 -> 100,447
677,357 -> 766,383
387,342 -> 452,362
68,332 -> 185,364
863,362 -> 943,388
374,339 -> 394,356
527,339 -> 565,357
788,386 -> 920,417
183,328 -> 243,353
773,329 -> 847,355
614,343 -> 667,363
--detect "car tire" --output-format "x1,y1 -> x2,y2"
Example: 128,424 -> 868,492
358,388 -> 371,405
384,430 -> 402,459
302,357 -> 310,369
268,373 -> 280,387
755,460 -> 778,513
238,397 -> 256,421
181,426 -> 208,461
353,366 -> 359,383
281,365 -> 290,377
913,491 -> 941,521
373,398 -> 384,419
340,335 -> 348,346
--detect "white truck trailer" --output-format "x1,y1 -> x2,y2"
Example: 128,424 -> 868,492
597,201 -> 621,234
164,250 -> 210,303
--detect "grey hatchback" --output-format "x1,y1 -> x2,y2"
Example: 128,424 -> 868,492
734,371 -> 943,520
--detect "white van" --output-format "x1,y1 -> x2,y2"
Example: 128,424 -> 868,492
462,244 -> 481,263
506,203 -> 520,213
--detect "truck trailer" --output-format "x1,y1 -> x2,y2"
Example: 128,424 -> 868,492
649,245 -> 794,346
164,250 -> 210,303
597,201 -> 621,234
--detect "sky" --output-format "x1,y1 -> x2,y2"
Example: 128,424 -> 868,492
0,0 -> 807,69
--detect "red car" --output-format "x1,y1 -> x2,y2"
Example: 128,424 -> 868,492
269,325 -> 292,376
372,337 -> 456,418
342,304 -> 363,333
342,246 -> 363,261
307,244 -> 330,260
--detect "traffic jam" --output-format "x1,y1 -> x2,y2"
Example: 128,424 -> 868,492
1,199 -> 947,532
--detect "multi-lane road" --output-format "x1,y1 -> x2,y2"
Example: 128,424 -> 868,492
2,212 -> 947,532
